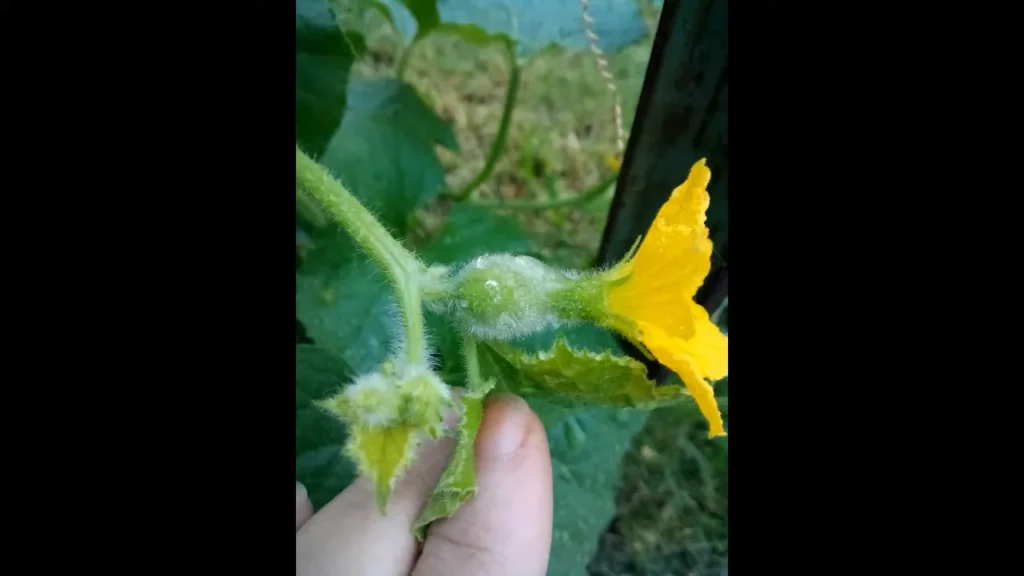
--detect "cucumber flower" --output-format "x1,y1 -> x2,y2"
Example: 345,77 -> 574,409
441,158 -> 728,437
591,158 -> 728,437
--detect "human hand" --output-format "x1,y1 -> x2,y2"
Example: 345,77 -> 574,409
296,394 -> 553,576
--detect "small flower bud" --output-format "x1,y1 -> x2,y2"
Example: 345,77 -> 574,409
396,364 -> 452,438
317,360 -> 454,512
318,372 -> 401,427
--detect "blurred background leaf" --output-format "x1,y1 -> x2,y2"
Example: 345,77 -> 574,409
416,203 -> 532,264
320,79 -> 458,233
296,229 -> 395,374
380,0 -> 654,59
296,0 -> 364,156
296,344 -> 358,509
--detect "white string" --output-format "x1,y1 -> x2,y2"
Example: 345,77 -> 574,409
579,0 -> 626,153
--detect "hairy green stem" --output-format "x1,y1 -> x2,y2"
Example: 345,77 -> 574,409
450,45 -> 520,201
462,333 -> 482,392
468,173 -> 617,210
296,147 -> 429,365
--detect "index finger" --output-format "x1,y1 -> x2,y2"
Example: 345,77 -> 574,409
412,394 -> 553,576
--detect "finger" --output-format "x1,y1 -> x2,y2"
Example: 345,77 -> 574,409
296,429 -> 455,576
413,394 -> 553,576
296,482 -> 314,531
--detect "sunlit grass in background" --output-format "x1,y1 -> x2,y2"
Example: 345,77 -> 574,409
349,5 -> 727,573
352,7 -> 653,268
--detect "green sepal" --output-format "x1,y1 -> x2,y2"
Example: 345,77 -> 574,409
412,379 -> 493,539
482,336 -> 686,409
346,423 -> 421,514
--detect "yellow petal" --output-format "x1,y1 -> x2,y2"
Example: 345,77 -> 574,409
633,158 -> 713,300
606,158 -> 714,341
676,301 -> 728,381
657,158 -> 712,232
674,356 -> 727,438
639,310 -> 727,437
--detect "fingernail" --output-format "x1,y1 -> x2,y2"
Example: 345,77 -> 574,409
478,394 -> 531,460
296,481 -> 307,506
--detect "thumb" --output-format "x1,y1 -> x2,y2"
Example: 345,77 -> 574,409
296,482 -> 313,530
296,428 -> 455,576
413,394 -> 553,576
